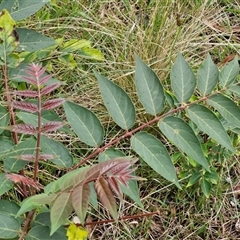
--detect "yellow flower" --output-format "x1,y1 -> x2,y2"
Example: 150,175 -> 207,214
66,223 -> 88,240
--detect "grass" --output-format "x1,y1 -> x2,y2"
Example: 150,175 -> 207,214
20,0 -> 240,239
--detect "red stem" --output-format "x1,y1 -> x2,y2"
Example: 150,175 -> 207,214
65,211 -> 159,227
33,73 -> 42,183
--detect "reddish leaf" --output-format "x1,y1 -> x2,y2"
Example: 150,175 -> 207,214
13,153 -> 56,161
41,83 -> 61,95
6,173 -> 41,190
72,183 -> 91,224
25,64 -> 45,78
95,176 -> 118,222
41,121 -> 64,132
26,63 -> 42,74
39,154 -> 56,160
106,160 -> 136,176
8,124 -> 36,134
14,154 -> 35,162
12,101 -> 38,113
22,76 -> 38,85
84,158 -> 137,183
108,176 -> 122,200
42,98 -> 65,110
14,90 -> 38,97
39,74 -> 52,85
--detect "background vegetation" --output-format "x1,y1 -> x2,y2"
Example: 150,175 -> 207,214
1,0 -> 240,239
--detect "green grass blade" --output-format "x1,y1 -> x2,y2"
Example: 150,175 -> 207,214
135,55 -> 165,116
170,53 -> 196,103
207,93 -> 240,128
197,53 -> 219,95
158,116 -> 209,170
187,104 -> 234,152
131,132 -> 180,188
201,178 -> 211,198
64,101 -> 104,147
220,55 -> 239,87
95,72 -> 136,130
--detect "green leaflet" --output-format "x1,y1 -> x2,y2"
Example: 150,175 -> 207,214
4,138 -> 36,172
40,136 -> 73,168
26,226 -> 67,240
50,192 -> 73,235
0,173 -> 14,196
207,93 -> 240,128
131,132 -> 180,188
158,116 -> 209,170
0,0 -> 50,21
64,101 -> 104,147
16,28 -> 56,52
197,53 -> 218,95
170,53 -> 196,103
0,106 -> 9,134
135,55 -> 165,115
95,72 -> 136,130
187,104 -> 234,152
16,194 -> 57,217
0,200 -> 22,239
219,55 -> 239,87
